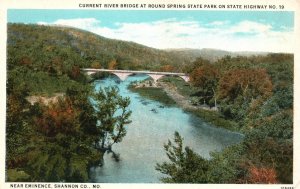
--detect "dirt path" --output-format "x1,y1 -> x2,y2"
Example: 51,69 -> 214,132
159,82 -> 198,110
160,82 -> 217,111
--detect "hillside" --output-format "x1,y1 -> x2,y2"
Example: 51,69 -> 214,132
7,23 -> 274,95
7,23 -> 188,72
8,23 -> 269,73
165,48 -> 268,62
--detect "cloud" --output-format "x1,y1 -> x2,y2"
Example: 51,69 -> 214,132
54,18 -> 100,29
207,20 -> 230,26
229,20 -> 272,34
39,18 -> 294,53
38,18 -> 100,29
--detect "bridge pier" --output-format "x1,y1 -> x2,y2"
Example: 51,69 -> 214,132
148,74 -> 164,83
113,72 -> 132,81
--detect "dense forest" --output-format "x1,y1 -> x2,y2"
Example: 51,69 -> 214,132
7,24 -> 134,181
156,54 -> 293,183
7,23 -> 186,76
6,23 -> 293,183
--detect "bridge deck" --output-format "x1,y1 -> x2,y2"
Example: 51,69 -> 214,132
82,68 -> 187,76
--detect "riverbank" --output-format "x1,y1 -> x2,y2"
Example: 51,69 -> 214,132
129,86 -> 176,107
128,78 -> 238,131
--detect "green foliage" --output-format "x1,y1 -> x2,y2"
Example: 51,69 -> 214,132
157,53 -> 293,184
243,109 -> 293,183
6,73 -> 32,170
186,109 -> 238,131
156,132 -> 244,183
92,87 -> 132,150
7,169 -> 30,182
183,57 -> 211,74
208,144 -> 244,183
68,156 -> 89,182
156,132 -> 210,183
8,66 -> 81,96
6,84 -> 103,182
27,149 -> 67,181
7,23 -> 185,72
189,63 -> 219,106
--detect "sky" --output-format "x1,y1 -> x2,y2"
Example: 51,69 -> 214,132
7,10 -> 295,53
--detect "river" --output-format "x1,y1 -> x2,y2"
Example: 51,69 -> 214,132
89,75 -> 243,183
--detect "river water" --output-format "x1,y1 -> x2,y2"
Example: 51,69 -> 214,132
89,75 -> 243,183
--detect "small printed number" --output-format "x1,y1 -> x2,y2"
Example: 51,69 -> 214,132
279,5 -> 285,9
281,187 -> 293,189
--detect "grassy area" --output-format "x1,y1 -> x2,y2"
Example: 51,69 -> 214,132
129,86 -> 176,107
186,109 -> 239,131
161,76 -> 197,97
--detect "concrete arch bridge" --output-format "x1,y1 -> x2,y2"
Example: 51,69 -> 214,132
82,68 -> 190,82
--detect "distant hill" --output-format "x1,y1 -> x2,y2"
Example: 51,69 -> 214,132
8,23 -> 270,73
165,48 -> 269,63
7,23 -> 184,72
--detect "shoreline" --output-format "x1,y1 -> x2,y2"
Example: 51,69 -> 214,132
159,82 -> 218,111
129,79 -> 238,131
131,79 -> 217,111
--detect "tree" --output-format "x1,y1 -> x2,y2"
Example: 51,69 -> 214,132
156,132 -> 210,183
91,61 -> 101,69
69,66 -> 81,80
22,88 -> 102,182
218,68 -> 272,120
218,68 -> 272,102
19,56 -> 32,66
6,76 -> 31,170
108,59 -> 117,70
246,166 -> 278,184
92,87 -> 132,152
183,57 -> 210,74
160,65 -> 174,72
34,98 -> 80,137
189,64 -> 219,108
243,109 -> 293,183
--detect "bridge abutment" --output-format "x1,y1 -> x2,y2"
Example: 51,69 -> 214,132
179,75 -> 190,82
86,71 -> 96,75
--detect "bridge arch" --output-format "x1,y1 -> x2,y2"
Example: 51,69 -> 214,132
146,74 -> 164,82
147,74 -> 190,82
85,71 -> 133,81
83,69 -> 189,82
111,72 -> 133,81
110,73 -> 165,82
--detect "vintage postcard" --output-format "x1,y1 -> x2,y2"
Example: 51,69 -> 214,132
0,0 -> 299,188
